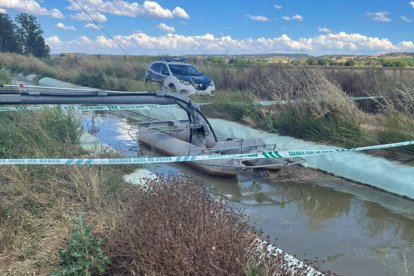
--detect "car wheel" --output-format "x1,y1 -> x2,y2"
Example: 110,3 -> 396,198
168,84 -> 176,93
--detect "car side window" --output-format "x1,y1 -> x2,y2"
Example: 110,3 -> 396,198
150,63 -> 161,73
160,64 -> 169,76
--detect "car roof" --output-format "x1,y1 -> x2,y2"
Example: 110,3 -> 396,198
152,61 -> 193,66
165,62 -> 191,66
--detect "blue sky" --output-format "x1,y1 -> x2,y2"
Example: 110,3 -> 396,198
0,0 -> 413,55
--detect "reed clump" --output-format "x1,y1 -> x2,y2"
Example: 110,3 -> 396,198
0,109 -> 82,158
105,177 -> 311,275
203,67 -> 365,146
260,67 -> 363,145
0,69 -> 11,84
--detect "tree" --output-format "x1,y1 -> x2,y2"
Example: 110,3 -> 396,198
317,58 -> 328,66
15,13 -> 50,58
306,58 -> 317,65
344,59 -> 355,66
0,13 -> 22,53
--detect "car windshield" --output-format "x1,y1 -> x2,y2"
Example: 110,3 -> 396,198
168,64 -> 202,77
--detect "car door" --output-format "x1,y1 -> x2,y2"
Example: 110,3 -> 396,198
159,63 -> 170,85
149,63 -> 162,84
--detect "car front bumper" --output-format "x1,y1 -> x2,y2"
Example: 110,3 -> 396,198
176,83 -> 216,96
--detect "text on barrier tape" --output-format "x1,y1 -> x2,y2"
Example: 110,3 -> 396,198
0,104 -> 179,112
0,140 -> 413,165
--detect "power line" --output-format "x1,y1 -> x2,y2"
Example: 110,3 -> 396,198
72,0 -> 129,56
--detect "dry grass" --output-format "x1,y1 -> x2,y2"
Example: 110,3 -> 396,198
0,109 -> 134,274
1,167 -> 316,275
0,53 -> 155,91
105,177 -> 310,275
202,67 -> 365,146
0,164 -> 136,274
260,68 -> 363,145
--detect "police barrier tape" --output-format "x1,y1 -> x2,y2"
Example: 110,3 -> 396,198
0,140 -> 413,165
0,99 -> 382,111
0,104 -> 179,112
0,84 -> 382,102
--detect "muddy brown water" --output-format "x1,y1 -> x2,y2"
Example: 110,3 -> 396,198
83,111 -> 414,276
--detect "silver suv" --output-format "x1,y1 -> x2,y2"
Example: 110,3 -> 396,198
144,58 -> 215,96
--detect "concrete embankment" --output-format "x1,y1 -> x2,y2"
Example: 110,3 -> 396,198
211,118 -> 414,200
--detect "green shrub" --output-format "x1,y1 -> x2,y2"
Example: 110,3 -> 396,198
344,59 -> 355,66
200,91 -> 257,121
249,68 -> 364,146
245,260 -> 266,276
0,69 -> 11,84
267,104 -> 363,146
76,71 -> 105,89
376,112 -> 414,154
0,109 -> 82,158
53,214 -> 110,275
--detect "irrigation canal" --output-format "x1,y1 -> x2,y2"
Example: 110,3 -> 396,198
82,110 -> 414,276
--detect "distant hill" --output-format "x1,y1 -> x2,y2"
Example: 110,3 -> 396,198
186,53 -> 309,58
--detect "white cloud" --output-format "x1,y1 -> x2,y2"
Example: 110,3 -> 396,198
0,7 -> 6,13
398,41 -> 414,51
410,1 -> 414,8
84,23 -> 101,30
292,15 -> 303,21
71,11 -> 107,22
248,15 -> 271,22
67,0 -> 189,19
96,35 -> 117,48
68,0 -> 139,17
56,22 -> 76,31
401,16 -> 413,23
367,11 -> 391,22
140,1 -> 172,18
282,14 -> 303,22
0,1 -> 64,18
318,27 -> 331,33
157,23 -> 176,33
45,35 -> 63,46
46,31 -> 414,56
172,7 -> 189,19
273,4 -> 282,9
98,31 -> 400,54
79,35 -> 92,45
50,8 -> 65,19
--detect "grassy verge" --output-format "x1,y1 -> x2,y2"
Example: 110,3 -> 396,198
0,69 -> 11,84
0,110 -> 135,274
0,53 -> 155,91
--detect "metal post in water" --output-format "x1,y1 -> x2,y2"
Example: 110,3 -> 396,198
136,126 -> 140,156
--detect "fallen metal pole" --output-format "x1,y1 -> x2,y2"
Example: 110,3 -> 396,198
0,89 -> 218,142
